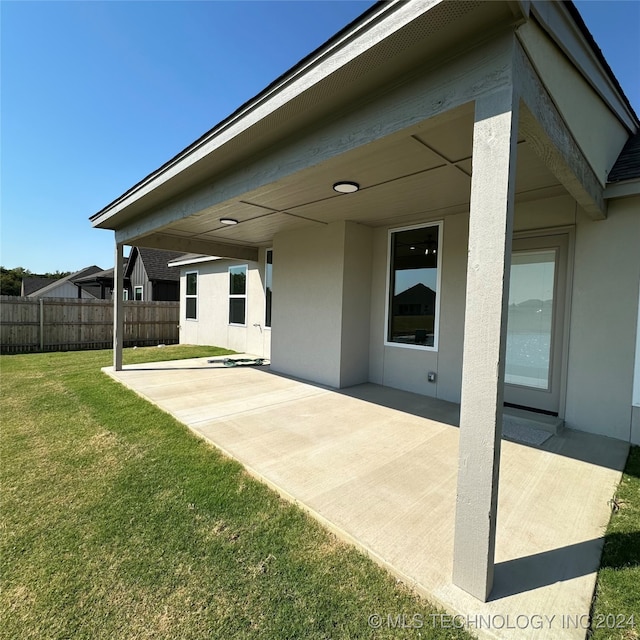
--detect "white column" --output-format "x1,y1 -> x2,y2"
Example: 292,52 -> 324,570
452,87 -> 519,601
113,241 -> 124,371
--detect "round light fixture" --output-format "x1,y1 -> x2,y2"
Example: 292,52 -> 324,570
332,181 -> 360,194
220,217 -> 239,225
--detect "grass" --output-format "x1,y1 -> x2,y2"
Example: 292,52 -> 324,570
1,346 -> 473,640
589,446 -> 640,640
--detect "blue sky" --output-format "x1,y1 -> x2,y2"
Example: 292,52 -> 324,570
1,1 -> 638,274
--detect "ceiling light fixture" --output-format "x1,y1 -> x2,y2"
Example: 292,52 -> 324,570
332,181 -> 360,194
220,217 -> 239,225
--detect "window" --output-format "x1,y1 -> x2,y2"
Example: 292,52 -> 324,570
229,265 -> 247,325
122,290 -> 129,301
386,222 -> 441,349
185,271 -> 197,320
265,249 -> 273,328
134,286 -> 143,301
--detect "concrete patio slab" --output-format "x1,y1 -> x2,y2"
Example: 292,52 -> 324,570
104,357 -> 629,640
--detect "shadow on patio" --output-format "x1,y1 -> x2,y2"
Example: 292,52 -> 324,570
105,357 -> 630,640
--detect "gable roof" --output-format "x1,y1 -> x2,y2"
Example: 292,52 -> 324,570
28,266 -> 103,298
563,1 -> 638,126
126,247 -> 184,281
22,276 -> 57,296
608,132 -> 640,183
73,259 -> 129,284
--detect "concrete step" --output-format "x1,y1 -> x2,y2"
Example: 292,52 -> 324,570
503,407 -> 564,434
502,407 -> 564,447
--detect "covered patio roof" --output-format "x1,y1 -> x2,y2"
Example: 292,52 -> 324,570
90,0 -> 627,260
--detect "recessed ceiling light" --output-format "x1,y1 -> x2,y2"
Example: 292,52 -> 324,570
220,218 -> 238,225
332,181 -> 360,193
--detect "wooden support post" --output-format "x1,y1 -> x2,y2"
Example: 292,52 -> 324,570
113,242 -> 124,371
39,298 -> 44,352
452,86 -> 519,601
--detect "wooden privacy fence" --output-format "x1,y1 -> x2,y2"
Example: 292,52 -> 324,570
0,296 -> 180,354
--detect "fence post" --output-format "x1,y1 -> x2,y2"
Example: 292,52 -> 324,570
39,298 -> 44,352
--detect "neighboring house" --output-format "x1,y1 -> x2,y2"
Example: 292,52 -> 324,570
73,248 -> 183,301
21,277 -> 57,297
124,247 -> 183,301
91,0 -> 640,602
72,264 -> 129,301
22,266 -> 103,299
168,251 -> 272,358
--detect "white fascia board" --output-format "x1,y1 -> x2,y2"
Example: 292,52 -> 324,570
529,0 -> 637,132
168,256 -> 222,268
92,0 -> 443,228
604,179 -> 640,200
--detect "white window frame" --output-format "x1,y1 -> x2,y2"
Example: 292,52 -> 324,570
122,289 -> 129,301
265,249 -> 273,329
185,270 -> 198,321
229,264 -> 248,327
134,285 -> 144,301
384,220 -> 443,352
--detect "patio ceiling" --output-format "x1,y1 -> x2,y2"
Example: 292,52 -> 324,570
125,103 -> 562,255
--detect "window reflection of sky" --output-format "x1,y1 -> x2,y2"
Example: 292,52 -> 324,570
509,251 -> 555,305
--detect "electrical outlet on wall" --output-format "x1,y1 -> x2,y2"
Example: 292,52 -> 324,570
428,371 -> 436,383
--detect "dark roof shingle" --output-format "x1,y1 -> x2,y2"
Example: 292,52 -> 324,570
608,133 -> 640,183
22,277 -> 57,296
129,248 -> 184,281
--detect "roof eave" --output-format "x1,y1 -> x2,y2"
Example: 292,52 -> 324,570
528,0 -> 638,133
90,0 -> 409,229
604,179 -> 640,200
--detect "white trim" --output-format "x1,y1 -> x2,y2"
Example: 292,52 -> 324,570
133,285 -> 144,301
169,255 -> 222,268
185,270 -> 198,321
383,220 -> 443,352
604,180 -> 640,200
228,264 -> 248,327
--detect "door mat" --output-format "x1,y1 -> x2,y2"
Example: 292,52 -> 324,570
502,416 -> 553,446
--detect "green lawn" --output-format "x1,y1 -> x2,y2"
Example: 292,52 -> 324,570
1,346 -> 473,640
589,446 -> 640,640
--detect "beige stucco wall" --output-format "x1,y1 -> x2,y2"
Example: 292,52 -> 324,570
369,213 -> 469,401
633,277 -> 640,445
367,193 -> 640,444
368,196 -> 580,403
271,222 -> 345,387
339,222 -> 373,387
564,195 -> 640,441
178,253 -> 270,358
271,220 -> 372,388
178,193 -> 638,443
632,407 -> 640,446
